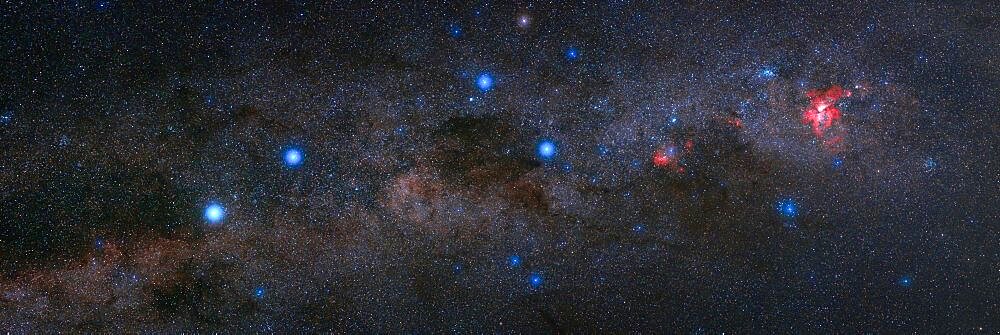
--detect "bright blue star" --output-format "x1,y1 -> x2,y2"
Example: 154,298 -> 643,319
448,24 -> 461,38
0,111 -> 11,125
668,115 -> 679,125
283,147 -> 304,167
776,198 -> 799,219
204,203 -> 226,224
565,47 -> 579,61
536,140 -> 557,160
898,275 -> 913,287
476,72 -> 494,92
453,263 -> 463,274
832,157 -> 844,169
633,224 -> 645,233
508,255 -> 522,267
254,286 -> 266,298
529,272 -> 543,289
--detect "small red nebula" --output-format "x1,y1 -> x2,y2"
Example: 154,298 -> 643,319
802,85 -> 850,138
684,139 -> 694,152
725,111 -> 743,129
726,117 -> 743,129
652,146 -> 673,167
653,145 -> 685,173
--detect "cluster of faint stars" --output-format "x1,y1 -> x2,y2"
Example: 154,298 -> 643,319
776,198 -> 799,219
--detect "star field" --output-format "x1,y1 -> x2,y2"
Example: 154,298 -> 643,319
0,1 -> 998,333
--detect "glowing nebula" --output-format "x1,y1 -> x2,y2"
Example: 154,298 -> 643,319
802,85 -> 851,138
652,145 -> 675,168
653,143 -> 686,173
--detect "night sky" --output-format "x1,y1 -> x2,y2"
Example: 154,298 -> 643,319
1,1 -> 998,333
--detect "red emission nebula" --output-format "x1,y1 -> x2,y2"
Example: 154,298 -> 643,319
802,85 -> 851,140
652,139 -> 694,172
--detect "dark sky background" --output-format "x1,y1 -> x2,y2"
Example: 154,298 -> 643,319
1,1 -> 997,333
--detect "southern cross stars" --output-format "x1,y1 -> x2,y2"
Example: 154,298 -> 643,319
204,202 -> 226,224
254,286 -> 266,298
476,72 -> 494,92
536,139 -> 557,160
565,47 -> 579,61
283,147 -> 304,167
529,272 -> 543,289
509,255 -> 522,267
